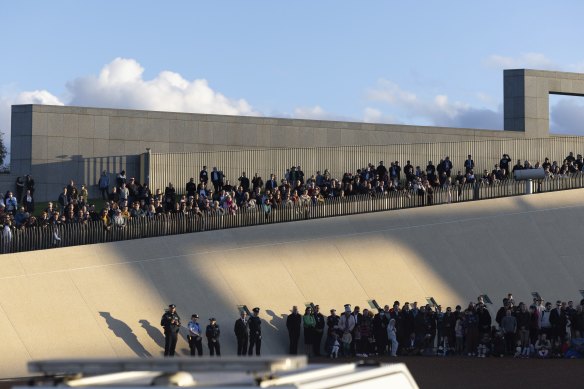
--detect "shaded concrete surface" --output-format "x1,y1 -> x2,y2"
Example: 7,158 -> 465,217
1,190 -> 584,378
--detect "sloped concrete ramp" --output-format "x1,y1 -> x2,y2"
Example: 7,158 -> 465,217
1,190 -> 584,378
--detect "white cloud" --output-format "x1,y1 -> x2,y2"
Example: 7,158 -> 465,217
366,79 -> 502,129
363,107 -> 382,123
362,107 -> 398,124
484,52 -> 557,70
67,57 -> 258,116
0,96 -> 11,153
291,105 -> 356,122
0,90 -> 63,157
293,105 -> 329,120
14,90 -> 63,106
550,98 -> 584,135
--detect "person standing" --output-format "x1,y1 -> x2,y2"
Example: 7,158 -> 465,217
211,167 -> 223,193
25,175 -> 35,197
199,166 -> 209,185
98,171 -> 110,200
387,318 -> 399,357
206,318 -> 221,357
186,178 -> 197,198
15,176 -> 25,202
187,314 -> 203,356
313,305 -> 325,357
116,170 -> 127,190
500,310 -> 517,355
234,311 -> 249,356
286,306 -> 302,355
302,307 -> 315,356
464,154 -> 475,174
23,190 -> 34,213
248,307 -> 262,356
233,311 -> 249,356
160,304 -> 181,357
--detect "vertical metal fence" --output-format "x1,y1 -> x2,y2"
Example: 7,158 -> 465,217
147,136 -> 584,194
2,175 -> 584,254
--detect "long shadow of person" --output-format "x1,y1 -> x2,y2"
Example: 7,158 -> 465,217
99,312 -> 151,357
264,309 -> 288,353
265,309 -> 286,331
138,319 -> 166,355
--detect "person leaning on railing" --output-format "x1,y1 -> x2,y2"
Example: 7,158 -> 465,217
5,151 -> 584,238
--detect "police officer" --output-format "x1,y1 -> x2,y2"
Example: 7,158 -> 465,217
206,318 -> 221,356
160,304 -> 181,357
234,311 -> 249,356
187,314 -> 203,356
248,307 -> 262,356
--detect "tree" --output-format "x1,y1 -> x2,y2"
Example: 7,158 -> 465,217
0,132 -> 7,167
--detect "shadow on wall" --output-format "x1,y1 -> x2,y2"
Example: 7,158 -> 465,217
26,154 -> 142,202
99,312 -> 151,357
262,309 -> 289,353
138,319 -> 166,356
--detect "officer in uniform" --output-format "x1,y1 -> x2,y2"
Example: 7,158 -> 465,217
234,311 -> 249,356
160,304 -> 181,357
248,307 -> 262,356
187,314 -> 203,356
206,317 -> 221,356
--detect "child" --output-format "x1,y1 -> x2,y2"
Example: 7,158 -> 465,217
477,332 -> 491,358
492,329 -> 506,358
455,316 -> 465,355
535,333 -> 551,358
513,340 -> 523,358
330,335 -> 340,359
341,332 -> 352,357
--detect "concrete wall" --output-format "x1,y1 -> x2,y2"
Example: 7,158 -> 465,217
11,104 -> 523,201
1,189 -> 583,378
504,69 -> 584,137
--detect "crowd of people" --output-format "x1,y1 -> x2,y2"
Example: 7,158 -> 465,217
161,295 -> 584,360
290,295 -> 584,359
2,152 -> 584,238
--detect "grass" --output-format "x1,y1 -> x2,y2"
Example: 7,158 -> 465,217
30,198 -> 109,217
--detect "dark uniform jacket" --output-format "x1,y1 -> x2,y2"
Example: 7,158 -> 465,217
206,324 -> 221,340
249,316 -> 262,338
161,311 -> 181,333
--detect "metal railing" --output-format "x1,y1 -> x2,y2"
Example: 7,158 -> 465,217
2,175 -> 584,254
147,135 -> 584,196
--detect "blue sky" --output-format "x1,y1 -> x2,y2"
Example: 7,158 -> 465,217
2,0 -> 584,152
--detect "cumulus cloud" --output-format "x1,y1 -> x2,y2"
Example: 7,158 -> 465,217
293,105 -> 329,120
67,57 -> 258,116
362,107 -> 398,124
14,90 -> 63,106
484,52 -> 584,73
484,52 -> 557,70
550,98 -> 584,135
291,105 -> 356,122
366,79 -> 502,129
0,90 -> 63,157
0,96 -> 11,152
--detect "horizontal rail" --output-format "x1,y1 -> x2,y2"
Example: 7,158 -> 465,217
2,175 -> 584,254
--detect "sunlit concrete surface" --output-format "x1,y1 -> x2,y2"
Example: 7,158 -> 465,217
1,189 -> 584,377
